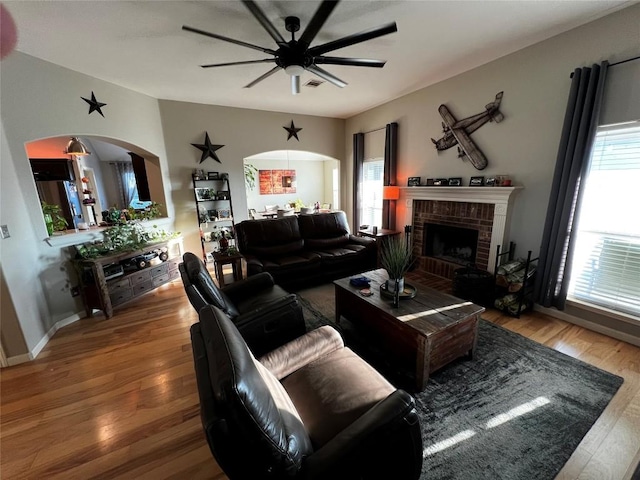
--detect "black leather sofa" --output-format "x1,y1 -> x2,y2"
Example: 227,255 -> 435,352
179,252 -> 306,356
235,211 -> 377,290
191,304 -> 423,479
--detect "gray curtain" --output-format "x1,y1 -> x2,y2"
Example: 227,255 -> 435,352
535,62 -> 609,309
112,161 -> 136,209
382,122 -> 398,229
353,133 -> 364,230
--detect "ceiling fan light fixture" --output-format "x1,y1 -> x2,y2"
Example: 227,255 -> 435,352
284,64 -> 305,76
291,75 -> 301,95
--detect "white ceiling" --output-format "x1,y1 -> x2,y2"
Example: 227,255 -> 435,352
4,0 -> 632,119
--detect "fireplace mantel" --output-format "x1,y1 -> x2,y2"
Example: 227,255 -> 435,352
399,186 -> 522,273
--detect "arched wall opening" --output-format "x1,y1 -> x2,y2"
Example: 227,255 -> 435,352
25,135 -> 168,234
243,149 -> 340,216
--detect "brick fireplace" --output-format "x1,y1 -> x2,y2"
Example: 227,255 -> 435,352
399,186 -> 521,278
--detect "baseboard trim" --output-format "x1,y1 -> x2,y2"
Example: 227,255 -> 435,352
534,304 -> 640,348
5,313 -> 83,366
7,353 -> 32,366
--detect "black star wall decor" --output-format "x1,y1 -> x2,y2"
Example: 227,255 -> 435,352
81,91 -> 107,117
283,120 -> 302,141
191,132 -> 224,164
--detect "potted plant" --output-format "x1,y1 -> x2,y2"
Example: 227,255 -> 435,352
380,234 -> 413,293
41,201 -> 68,235
244,164 -> 258,191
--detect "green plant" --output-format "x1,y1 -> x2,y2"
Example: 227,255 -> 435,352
380,235 -> 413,279
244,164 -> 258,191
41,201 -> 68,233
292,198 -> 305,210
126,202 -> 163,222
75,223 -> 180,259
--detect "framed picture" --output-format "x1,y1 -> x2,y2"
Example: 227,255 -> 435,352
207,209 -> 218,220
426,178 -> 435,186
217,208 -> 231,219
195,187 -> 215,201
485,177 -> 497,187
432,178 -> 449,186
448,177 -> 462,186
216,190 -> 230,200
207,171 -> 219,180
407,176 -> 421,187
469,176 -> 485,186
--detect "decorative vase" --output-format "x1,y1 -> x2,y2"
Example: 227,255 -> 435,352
219,236 -> 229,252
386,277 -> 405,293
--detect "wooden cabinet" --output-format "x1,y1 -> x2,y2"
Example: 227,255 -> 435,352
192,173 -> 235,263
74,237 -> 183,318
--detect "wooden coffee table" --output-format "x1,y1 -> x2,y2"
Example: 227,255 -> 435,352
334,269 -> 485,390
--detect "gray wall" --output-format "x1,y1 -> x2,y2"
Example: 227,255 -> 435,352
158,100 -> 344,257
0,52 -> 171,357
344,4 -> 640,257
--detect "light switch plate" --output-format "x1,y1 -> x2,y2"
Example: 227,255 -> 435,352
1,225 -> 10,239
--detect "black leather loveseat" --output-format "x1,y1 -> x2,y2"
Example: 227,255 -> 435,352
235,211 -> 376,290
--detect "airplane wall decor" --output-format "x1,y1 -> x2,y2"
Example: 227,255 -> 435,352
432,92 -> 504,170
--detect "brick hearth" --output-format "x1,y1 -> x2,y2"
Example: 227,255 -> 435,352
412,200 -> 494,279
399,186 -> 521,278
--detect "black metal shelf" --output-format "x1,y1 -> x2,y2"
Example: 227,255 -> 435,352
493,243 -> 539,318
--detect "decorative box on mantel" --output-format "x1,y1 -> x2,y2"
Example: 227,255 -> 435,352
399,186 -> 522,275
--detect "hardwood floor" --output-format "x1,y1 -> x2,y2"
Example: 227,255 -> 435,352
2,274 -> 639,479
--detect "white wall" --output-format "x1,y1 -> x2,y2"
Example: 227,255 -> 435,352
344,4 -> 640,258
245,158 -> 327,212
0,52 -> 172,357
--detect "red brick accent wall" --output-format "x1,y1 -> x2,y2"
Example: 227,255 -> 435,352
412,200 -> 494,279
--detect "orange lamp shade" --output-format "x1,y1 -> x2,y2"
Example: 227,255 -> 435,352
383,185 -> 400,200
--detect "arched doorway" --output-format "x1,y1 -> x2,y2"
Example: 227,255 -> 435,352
244,150 -> 339,217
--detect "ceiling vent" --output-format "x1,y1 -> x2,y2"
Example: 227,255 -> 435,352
304,79 -> 324,88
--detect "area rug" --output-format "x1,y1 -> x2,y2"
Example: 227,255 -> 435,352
297,289 -> 624,480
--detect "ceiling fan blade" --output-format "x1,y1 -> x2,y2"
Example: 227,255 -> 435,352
242,0 -> 286,46
308,21 -> 397,56
183,25 -> 276,55
298,0 -> 339,47
314,56 -> 386,68
244,66 -> 282,88
201,59 -> 276,68
306,65 -> 347,88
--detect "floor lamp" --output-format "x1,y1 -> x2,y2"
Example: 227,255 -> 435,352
382,185 -> 399,230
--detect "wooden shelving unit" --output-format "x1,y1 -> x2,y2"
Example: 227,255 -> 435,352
192,173 -> 235,263
74,237 -> 183,319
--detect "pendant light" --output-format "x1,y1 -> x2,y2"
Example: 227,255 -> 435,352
64,137 -> 91,156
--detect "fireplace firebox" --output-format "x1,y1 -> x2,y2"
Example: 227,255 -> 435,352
423,223 -> 479,266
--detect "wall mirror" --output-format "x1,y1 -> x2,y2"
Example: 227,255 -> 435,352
26,135 -> 167,233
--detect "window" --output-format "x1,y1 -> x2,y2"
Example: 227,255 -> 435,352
358,159 -> 384,227
112,162 -> 150,210
568,122 -> 640,318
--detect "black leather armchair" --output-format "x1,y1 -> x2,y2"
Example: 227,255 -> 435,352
191,305 -> 423,480
179,252 -> 306,356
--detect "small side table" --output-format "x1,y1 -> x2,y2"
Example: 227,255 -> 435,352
357,229 -> 401,267
358,228 -> 400,239
212,251 -> 243,286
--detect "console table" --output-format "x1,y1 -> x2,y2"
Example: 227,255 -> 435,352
73,237 -> 183,319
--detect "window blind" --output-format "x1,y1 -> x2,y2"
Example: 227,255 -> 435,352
568,123 -> 640,317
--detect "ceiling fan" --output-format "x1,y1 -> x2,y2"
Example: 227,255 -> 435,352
182,0 -> 397,95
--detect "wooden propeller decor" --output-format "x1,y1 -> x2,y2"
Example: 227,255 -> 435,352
182,0 -> 397,95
